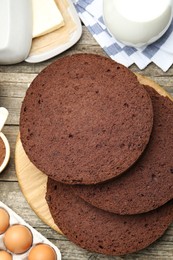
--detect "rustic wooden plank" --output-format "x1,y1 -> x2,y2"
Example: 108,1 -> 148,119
0,82 -> 28,98
0,74 -> 172,93
0,76 -> 173,126
0,26 -> 172,76
0,72 -> 36,84
0,97 -> 22,125
0,73 -> 172,97
1,21 -> 173,260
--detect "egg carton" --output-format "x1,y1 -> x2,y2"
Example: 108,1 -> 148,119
0,201 -> 61,259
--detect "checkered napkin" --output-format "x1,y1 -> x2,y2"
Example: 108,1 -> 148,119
72,0 -> 173,71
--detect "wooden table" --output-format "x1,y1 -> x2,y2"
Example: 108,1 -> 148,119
0,26 -> 173,260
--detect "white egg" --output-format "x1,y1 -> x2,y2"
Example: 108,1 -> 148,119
103,0 -> 173,47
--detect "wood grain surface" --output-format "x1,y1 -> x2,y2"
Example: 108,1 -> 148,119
1,26 -> 173,260
15,136 -> 62,234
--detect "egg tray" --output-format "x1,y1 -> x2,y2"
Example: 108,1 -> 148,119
0,201 -> 61,259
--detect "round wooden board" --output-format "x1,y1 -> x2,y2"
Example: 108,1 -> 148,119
15,74 -> 173,235
15,136 -> 62,234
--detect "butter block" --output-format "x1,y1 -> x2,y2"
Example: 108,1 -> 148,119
32,0 -> 65,38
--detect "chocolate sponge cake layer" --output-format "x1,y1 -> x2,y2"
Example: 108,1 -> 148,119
73,86 -> 173,214
46,179 -> 173,256
20,54 -> 153,184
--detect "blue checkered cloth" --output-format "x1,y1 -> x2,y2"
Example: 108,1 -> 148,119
72,0 -> 173,71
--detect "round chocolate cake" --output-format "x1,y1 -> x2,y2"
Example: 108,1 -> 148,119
46,179 -> 173,256
73,86 -> 173,214
20,54 -> 153,185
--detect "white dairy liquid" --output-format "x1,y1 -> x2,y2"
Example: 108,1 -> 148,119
103,0 -> 173,47
114,0 -> 172,22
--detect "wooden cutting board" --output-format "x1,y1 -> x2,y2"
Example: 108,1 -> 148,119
15,136 -> 62,234
15,74 -> 173,235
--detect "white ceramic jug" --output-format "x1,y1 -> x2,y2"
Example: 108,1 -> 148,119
103,0 -> 173,47
0,0 -> 32,64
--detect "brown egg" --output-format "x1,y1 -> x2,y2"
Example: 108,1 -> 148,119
0,250 -> 12,260
3,224 -> 33,254
0,208 -> 10,234
28,243 -> 57,260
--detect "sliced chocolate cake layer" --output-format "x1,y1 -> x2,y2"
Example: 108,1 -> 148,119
46,179 -> 173,256
73,86 -> 173,214
20,54 -> 153,185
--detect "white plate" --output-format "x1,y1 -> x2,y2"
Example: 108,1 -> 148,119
25,0 -> 82,63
